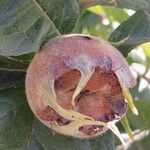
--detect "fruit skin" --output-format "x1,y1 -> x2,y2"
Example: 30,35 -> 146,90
25,34 -> 136,138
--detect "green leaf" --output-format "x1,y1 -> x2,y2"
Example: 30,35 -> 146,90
88,5 -> 129,23
77,5 -> 129,39
0,56 -> 29,70
78,0 -> 150,11
0,56 -> 28,90
28,120 -> 115,150
0,71 -> 25,90
76,10 -> 113,39
117,0 -> 150,11
0,87 -> 33,149
127,100 -> 150,129
0,0 -> 79,56
143,42 -> 150,58
142,42 -> 150,67
108,9 -> 150,57
128,133 -> 150,150
138,87 -> 150,102
11,52 -> 35,62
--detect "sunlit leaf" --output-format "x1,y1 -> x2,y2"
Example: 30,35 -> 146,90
78,0 -> 150,11
108,9 -> 150,56
88,5 -> 129,23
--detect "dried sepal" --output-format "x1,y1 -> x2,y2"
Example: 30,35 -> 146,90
121,116 -> 134,140
72,66 -> 94,106
115,70 -> 138,115
107,121 -> 126,146
39,81 -> 93,121
122,86 -> 138,115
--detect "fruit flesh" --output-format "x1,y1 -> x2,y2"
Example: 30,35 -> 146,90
36,67 -> 127,136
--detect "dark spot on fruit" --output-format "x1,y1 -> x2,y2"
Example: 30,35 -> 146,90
79,125 -> 102,135
37,106 -> 58,121
96,113 -> 115,122
57,117 -> 70,126
111,100 -> 127,116
37,106 -> 71,126
81,36 -> 91,41
80,90 -> 90,95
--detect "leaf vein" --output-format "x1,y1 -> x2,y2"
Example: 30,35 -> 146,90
0,101 -> 25,118
32,0 -> 61,35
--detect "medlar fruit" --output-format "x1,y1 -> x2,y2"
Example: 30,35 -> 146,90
26,34 -> 138,145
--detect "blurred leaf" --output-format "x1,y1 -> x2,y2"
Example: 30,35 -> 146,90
101,7 -> 128,23
0,0 -> 79,56
128,79 -> 150,130
117,0 -> 150,11
143,42 -> 150,58
79,11 -> 100,28
79,0 -> 150,11
28,120 -> 115,150
138,87 -> 150,102
129,67 -> 150,102
108,9 -> 150,57
130,78 -> 140,99
88,5 -> 129,23
77,10 -> 113,39
128,132 -> 150,150
127,52 -> 145,65
77,6 -> 130,40
127,100 -> 150,129
0,87 -> 33,149
142,42 -> 150,67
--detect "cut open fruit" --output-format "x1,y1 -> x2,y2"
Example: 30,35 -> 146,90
26,34 -> 138,145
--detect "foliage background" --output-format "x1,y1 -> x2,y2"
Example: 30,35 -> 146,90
0,0 -> 150,149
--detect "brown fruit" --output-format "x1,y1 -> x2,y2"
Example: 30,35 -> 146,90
25,34 -> 137,144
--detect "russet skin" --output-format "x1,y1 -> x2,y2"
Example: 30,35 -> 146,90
26,34 -> 138,145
